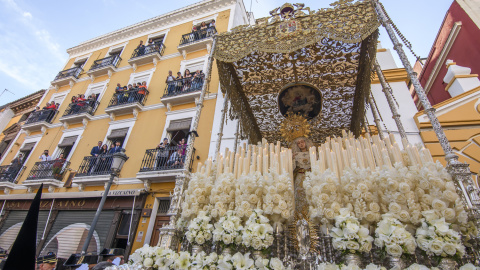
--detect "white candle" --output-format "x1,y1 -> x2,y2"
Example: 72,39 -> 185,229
206,158 -> 212,176
197,162 -> 202,173
257,154 -> 262,173
234,153 -> 239,178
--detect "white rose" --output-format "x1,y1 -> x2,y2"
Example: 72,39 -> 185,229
388,203 -> 401,214
365,211 -> 377,223
269,257 -> 284,269
399,182 -> 411,193
143,258 -> 154,267
332,240 -> 346,250
432,199 -> 447,211
324,208 -> 336,220
386,244 -> 403,257
369,202 -> 380,213
459,264 -> 479,270
443,243 -> 457,256
398,210 -> 411,223
429,240 -> 444,256
345,241 -> 360,251
345,222 -> 360,234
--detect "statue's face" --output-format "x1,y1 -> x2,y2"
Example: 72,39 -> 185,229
296,139 -> 306,150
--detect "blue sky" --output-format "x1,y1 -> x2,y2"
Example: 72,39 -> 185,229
0,0 -> 453,106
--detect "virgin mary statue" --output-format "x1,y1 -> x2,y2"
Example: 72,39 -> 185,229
291,136 -> 314,214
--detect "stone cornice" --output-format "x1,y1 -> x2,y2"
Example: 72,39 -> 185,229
67,0 -> 236,57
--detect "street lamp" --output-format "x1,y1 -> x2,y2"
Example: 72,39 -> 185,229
81,149 -> 129,254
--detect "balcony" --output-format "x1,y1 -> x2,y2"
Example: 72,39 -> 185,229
23,160 -> 70,192
73,154 -> 115,190
136,146 -> 195,184
128,43 -> 166,68
104,88 -> 149,118
22,110 -> 57,133
0,165 -> 26,192
87,55 -> 121,78
178,27 -> 216,58
51,67 -> 83,88
59,100 -> 99,127
161,75 -> 204,106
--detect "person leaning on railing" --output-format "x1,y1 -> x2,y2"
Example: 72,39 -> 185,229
175,72 -> 184,93
192,70 -> 204,90
166,70 -> 176,95
155,138 -> 170,168
114,83 -> 124,105
52,153 -> 66,180
183,69 -> 193,92
138,81 -> 148,103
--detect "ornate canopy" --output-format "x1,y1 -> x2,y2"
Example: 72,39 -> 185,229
214,0 -> 380,144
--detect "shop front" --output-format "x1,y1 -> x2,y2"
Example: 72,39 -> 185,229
0,189 -> 145,260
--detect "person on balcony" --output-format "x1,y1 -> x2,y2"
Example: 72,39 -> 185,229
167,148 -> 185,167
166,70 -> 175,95
183,69 -> 193,92
94,144 -> 109,173
109,141 -> 122,154
156,138 -> 170,168
114,83 -> 124,105
192,70 -> 204,90
178,138 -> 187,155
175,72 -> 184,93
199,21 -> 208,38
137,81 -> 147,103
6,154 -> 23,181
39,150 -> 52,162
88,141 -> 103,173
52,153 -> 66,180
136,40 -> 145,56
76,94 -> 86,113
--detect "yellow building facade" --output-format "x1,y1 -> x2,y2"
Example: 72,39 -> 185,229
0,0 -> 250,260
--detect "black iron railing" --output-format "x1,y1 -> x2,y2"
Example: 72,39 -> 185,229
131,43 -> 166,59
54,66 -> 83,81
179,27 -> 217,46
89,55 -> 121,71
163,74 -> 204,97
76,154 -> 114,177
0,165 -> 25,183
107,88 -> 149,108
26,160 -> 70,181
62,100 -> 99,117
139,146 -> 195,172
25,110 -> 57,125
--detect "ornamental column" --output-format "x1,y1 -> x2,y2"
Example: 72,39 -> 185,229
373,0 -> 479,219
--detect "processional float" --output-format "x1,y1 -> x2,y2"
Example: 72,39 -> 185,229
110,0 -> 480,269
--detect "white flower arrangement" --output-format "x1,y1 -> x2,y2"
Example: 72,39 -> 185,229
186,211 -> 214,245
374,214 -> 416,257
213,210 -> 244,248
316,262 -> 386,270
182,171 -> 215,220
330,208 -> 373,254
262,171 -> 294,222
243,209 -> 274,251
415,211 -> 465,259
235,171 -> 264,219
253,256 -> 290,270
210,172 -> 236,219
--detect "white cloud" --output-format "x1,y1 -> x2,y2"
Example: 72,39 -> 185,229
22,11 -> 32,19
0,0 -> 66,92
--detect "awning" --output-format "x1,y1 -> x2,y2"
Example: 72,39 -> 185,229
107,128 -> 129,140
166,118 -> 191,132
19,142 -> 36,152
57,135 -> 78,148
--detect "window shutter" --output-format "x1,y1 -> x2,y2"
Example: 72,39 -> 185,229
107,128 -> 129,140
20,142 -> 36,152
58,135 -> 78,148
132,74 -> 150,86
166,118 -> 191,132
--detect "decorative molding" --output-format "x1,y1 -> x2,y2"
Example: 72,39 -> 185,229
109,112 -> 115,121
63,122 -> 69,129
165,107 -> 196,116
422,22 -> 462,97
133,108 -> 139,118
108,116 -> 138,126
90,74 -> 95,82
167,103 -> 172,112
142,103 -> 165,112
82,118 -> 89,129
66,0 -> 236,58
445,74 -> 479,92
371,68 -> 408,84
69,81 -> 74,88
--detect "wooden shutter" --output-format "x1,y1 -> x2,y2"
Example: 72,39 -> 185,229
58,136 -> 78,148
166,119 -> 191,132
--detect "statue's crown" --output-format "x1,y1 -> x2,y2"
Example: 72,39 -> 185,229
280,112 -> 311,142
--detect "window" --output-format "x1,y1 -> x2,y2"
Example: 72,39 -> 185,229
150,36 -> 164,45
50,94 -> 67,108
85,83 -> 107,102
56,135 -> 78,159
166,118 -> 191,145
106,128 -> 129,147
73,58 -> 87,68
18,142 -> 36,165
109,47 -> 123,56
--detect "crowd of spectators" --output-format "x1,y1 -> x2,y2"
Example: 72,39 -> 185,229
113,81 -> 148,105
88,140 -> 124,173
66,93 -> 98,115
165,69 -> 205,95
188,20 -> 216,41
154,137 -> 188,168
